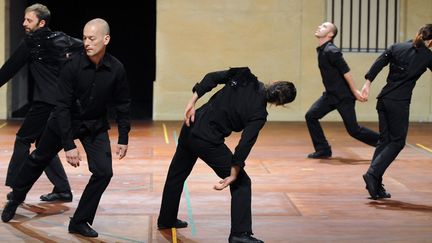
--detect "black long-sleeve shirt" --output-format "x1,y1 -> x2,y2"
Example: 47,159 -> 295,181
191,67 -> 268,167
317,41 -> 354,100
54,52 -> 131,151
0,27 -> 82,105
365,40 -> 432,101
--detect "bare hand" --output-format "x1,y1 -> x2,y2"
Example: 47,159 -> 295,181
184,92 -> 198,127
354,90 -> 366,102
361,81 -> 371,101
116,144 -> 128,159
184,102 -> 195,127
214,165 -> 241,190
65,148 -> 81,167
214,176 -> 236,190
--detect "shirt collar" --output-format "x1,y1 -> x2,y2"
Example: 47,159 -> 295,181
82,53 -> 112,70
317,40 -> 333,52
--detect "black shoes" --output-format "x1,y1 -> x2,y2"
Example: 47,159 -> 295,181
40,191 -> 73,202
229,232 -> 264,243
68,219 -> 98,237
307,149 -> 332,159
157,219 -> 188,229
1,200 -> 21,222
363,173 -> 380,199
377,184 -> 391,198
363,173 -> 392,199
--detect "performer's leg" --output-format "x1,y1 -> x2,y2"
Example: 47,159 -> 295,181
158,125 -> 198,227
42,156 -> 72,200
72,131 -> 112,225
5,102 -> 53,187
2,123 -> 63,222
305,95 -> 334,152
337,99 -> 379,147
364,99 -> 408,199
367,100 -> 409,178
194,139 -> 252,235
12,124 -> 63,202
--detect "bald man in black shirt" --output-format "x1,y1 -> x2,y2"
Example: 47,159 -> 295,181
2,18 -> 130,238
305,22 -> 379,159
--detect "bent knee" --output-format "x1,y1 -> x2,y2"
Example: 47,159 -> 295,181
393,141 -> 406,150
305,111 -> 316,121
347,128 -> 360,138
94,171 -> 113,180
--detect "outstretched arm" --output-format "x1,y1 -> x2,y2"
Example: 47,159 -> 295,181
0,41 -> 29,88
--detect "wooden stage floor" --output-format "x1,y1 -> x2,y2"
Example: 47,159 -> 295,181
0,120 -> 431,242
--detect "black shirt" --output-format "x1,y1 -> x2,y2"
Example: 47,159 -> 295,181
365,40 -> 432,101
0,27 -> 82,105
55,52 -> 131,150
191,67 -> 268,167
317,41 -> 353,100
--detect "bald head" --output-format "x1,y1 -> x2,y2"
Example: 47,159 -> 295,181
327,22 -> 338,39
83,18 -> 111,62
85,18 -> 110,35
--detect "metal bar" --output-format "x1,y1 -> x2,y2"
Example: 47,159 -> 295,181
340,0 -> 344,48
376,0 -> 379,52
385,0 -> 389,48
358,0 -> 362,51
349,0 -> 353,51
367,0 -> 370,51
394,0 -> 397,43
332,0 -> 335,22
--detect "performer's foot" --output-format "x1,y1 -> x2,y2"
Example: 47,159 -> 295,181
1,200 -> 20,222
40,191 -> 73,202
68,219 -> 98,237
229,232 -> 264,243
157,219 -> 188,229
307,149 -> 332,159
363,173 -> 380,200
377,184 -> 391,199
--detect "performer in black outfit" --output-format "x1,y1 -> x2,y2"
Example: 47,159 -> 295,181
0,3 -> 82,202
362,24 -> 432,200
305,22 -> 379,159
1,18 -> 131,238
157,67 -> 296,243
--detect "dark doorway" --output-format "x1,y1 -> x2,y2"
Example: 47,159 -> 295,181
11,0 -> 156,120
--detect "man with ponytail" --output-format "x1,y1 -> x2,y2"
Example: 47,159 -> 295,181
362,24 -> 432,200
157,67 -> 296,243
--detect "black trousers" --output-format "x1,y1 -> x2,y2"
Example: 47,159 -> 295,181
12,118 -> 113,225
367,99 -> 409,179
305,94 -> 379,151
158,124 -> 252,234
5,101 -> 71,193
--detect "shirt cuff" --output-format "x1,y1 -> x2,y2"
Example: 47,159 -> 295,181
118,135 -> 129,145
63,140 -> 77,151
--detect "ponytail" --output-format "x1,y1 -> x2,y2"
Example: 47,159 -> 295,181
413,24 -> 432,48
